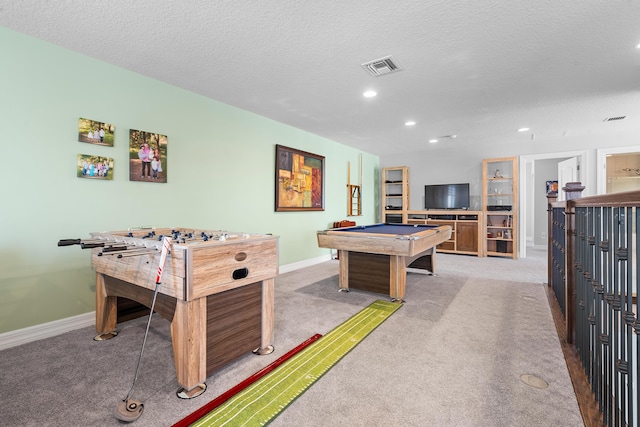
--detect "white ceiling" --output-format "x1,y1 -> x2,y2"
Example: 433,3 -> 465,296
1,1 -> 639,156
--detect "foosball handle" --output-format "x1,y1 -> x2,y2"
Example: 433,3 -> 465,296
81,242 -> 105,249
57,239 -> 81,246
101,245 -> 127,252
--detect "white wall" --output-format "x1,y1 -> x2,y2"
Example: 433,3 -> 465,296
382,131 -> 640,257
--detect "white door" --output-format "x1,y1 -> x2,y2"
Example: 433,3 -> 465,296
557,157 -> 579,201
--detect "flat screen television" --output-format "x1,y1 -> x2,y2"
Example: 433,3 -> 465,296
424,183 -> 470,210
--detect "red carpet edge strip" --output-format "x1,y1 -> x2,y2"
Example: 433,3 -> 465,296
171,334 -> 323,427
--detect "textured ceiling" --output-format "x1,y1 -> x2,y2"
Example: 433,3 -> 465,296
1,0 -> 639,156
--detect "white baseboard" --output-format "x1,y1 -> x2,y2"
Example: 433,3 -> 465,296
279,254 -> 332,274
0,311 -> 95,351
0,255 -> 334,351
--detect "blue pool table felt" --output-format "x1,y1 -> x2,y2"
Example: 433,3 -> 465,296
336,223 -> 439,235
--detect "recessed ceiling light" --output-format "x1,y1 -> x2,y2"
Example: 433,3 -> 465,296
517,127 -> 530,132
405,121 -> 416,126
363,90 -> 377,98
635,43 -> 640,49
428,139 -> 438,143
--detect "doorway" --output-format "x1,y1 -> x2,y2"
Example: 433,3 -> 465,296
596,146 -> 640,194
519,150 -> 588,258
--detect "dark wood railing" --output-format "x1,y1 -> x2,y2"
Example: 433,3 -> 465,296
549,189 -> 640,427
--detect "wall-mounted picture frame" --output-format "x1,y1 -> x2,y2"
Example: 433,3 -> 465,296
77,154 -> 114,180
78,118 -> 115,146
275,144 -> 324,211
129,129 -> 167,183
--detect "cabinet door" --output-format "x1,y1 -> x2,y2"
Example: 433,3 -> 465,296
456,222 -> 478,252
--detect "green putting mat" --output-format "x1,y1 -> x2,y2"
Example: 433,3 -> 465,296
191,299 -> 402,426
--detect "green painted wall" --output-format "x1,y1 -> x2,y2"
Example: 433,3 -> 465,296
0,27 -> 379,333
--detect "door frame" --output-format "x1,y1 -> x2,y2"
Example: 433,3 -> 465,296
596,145 -> 640,194
519,150 -> 588,258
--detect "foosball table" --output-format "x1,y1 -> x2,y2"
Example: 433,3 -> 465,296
61,227 -> 279,397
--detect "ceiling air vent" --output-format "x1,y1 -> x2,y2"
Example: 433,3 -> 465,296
604,116 -> 626,122
361,56 -> 402,77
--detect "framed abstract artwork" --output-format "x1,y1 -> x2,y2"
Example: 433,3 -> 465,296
275,144 -> 324,211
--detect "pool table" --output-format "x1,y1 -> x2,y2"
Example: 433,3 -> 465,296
316,223 -> 451,301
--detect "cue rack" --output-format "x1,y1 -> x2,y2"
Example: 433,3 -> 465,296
347,154 -> 362,216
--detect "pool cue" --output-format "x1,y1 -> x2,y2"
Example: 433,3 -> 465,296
115,236 -> 171,423
359,153 -> 362,189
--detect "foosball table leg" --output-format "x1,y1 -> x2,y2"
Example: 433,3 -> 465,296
171,298 -> 208,397
94,272 -> 118,340
253,278 -> 275,355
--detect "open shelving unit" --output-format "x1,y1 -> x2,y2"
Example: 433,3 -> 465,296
482,157 -> 518,259
382,166 -> 409,223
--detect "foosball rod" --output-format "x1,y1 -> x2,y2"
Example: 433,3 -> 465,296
58,239 -> 133,249
166,230 -> 244,240
57,238 -> 109,247
96,247 -> 159,258
171,232 -> 247,243
100,244 -> 137,253
116,249 -> 159,258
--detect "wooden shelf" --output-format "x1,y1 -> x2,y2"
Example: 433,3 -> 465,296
382,166 -> 409,223
407,210 -> 483,256
482,157 -> 518,259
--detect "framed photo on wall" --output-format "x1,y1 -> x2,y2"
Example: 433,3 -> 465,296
275,144 -> 324,211
78,118 -> 115,146
129,129 -> 167,183
77,154 -> 114,180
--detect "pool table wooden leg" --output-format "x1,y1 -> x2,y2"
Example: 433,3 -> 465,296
389,255 -> 406,302
338,250 -> 350,291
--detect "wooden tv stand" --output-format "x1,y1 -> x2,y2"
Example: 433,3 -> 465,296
406,210 -> 484,257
